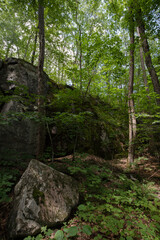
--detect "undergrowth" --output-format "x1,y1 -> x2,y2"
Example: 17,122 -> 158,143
0,154 -> 27,203
24,155 -> 160,240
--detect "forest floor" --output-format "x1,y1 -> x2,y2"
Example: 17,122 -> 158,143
47,154 -> 160,240
0,154 -> 160,240
52,153 -> 160,198
109,155 -> 160,199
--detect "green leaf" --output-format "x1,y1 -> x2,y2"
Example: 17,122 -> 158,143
41,226 -> 47,233
35,234 -> 43,240
126,237 -> 133,240
78,204 -> 87,211
46,229 -> 53,236
24,237 -> 33,240
54,230 -> 64,240
63,228 -> 69,233
82,225 -> 92,235
67,226 -> 78,237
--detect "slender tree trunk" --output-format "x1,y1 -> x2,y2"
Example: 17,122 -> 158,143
36,1 -> 45,159
17,46 -> 20,58
75,3 -> 79,64
5,42 -> 12,59
137,27 -> 149,94
31,25 -> 38,65
85,77 -> 92,97
73,0 -> 79,88
128,6 -> 136,165
79,26 -> 82,92
23,34 -> 32,59
85,68 -> 96,97
135,6 -> 160,105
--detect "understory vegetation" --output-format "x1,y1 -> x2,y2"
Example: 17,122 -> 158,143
1,154 -> 159,239
23,154 -> 160,240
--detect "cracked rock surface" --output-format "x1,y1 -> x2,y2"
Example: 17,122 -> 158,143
7,159 -> 79,239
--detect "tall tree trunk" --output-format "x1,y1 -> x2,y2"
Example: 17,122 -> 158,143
135,6 -> 160,105
31,25 -> 38,65
73,0 -> 79,88
36,1 -> 45,159
128,6 -> 136,165
23,33 -> 32,60
137,27 -> 149,94
79,26 -> 82,92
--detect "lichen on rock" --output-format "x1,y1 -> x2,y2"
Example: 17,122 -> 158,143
7,159 -> 79,239
33,187 -> 45,205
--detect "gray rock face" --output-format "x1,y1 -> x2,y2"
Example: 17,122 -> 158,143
0,58 -> 49,160
8,159 -> 79,239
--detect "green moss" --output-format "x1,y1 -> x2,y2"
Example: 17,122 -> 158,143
33,187 -> 45,205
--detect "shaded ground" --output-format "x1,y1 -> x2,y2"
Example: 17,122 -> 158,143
51,153 -> 160,191
46,154 -> 160,240
0,154 -> 160,239
110,155 -> 160,199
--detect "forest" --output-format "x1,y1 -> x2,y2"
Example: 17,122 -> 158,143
0,0 -> 160,239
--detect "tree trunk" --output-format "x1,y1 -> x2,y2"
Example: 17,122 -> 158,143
128,6 -> 136,165
135,6 -> 160,105
36,1 -> 45,159
23,33 -> 32,60
79,26 -> 82,92
5,42 -> 12,59
31,25 -> 38,65
137,27 -> 150,95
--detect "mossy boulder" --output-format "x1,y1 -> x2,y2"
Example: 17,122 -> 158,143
0,58 -> 49,160
46,88 -> 128,159
7,159 -> 79,239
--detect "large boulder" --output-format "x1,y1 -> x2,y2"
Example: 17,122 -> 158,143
0,58 -> 49,160
8,159 -> 79,239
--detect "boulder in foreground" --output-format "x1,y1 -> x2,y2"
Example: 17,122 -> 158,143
8,159 -> 79,239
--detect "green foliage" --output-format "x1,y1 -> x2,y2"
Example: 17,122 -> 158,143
0,172 -> 14,203
47,88 -> 128,158
54,230 -> 64,240
0,162 -> 20,203
67,158 -> 160,239
0,152 -> 28,203
136,113 -> 160,156
1,0 -> 160,236
24,226 -> 53,240
24,224 -> 92,240
24,155 -> 160,239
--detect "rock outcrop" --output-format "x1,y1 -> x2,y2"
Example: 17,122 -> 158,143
8,159 -> 79,239
0,58 -> 49,160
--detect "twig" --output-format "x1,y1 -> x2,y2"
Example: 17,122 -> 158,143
46,122 -> 54,162
148,170 -> 160,179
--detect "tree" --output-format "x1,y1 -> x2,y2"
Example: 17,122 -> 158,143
128,4 -> 136,164
135,1 -> 160,105
36,0 -> 46,159
31,24 -> 39,65
137,27 -> 150,95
